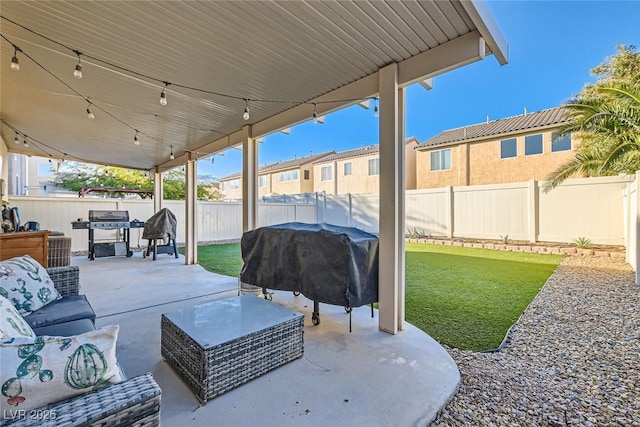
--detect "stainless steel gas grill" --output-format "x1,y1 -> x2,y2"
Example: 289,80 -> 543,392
72,210 -> 144,260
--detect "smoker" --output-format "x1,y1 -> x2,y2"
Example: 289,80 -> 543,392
142,208 -> 178,260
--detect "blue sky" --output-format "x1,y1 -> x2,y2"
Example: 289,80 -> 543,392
199,0 -> 640,181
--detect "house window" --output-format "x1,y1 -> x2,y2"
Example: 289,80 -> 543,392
344,162 -> 352,176
259,176 -> 266,188
321,166 -> 333,181
430,149 -> 451,171
525,134 -> 543,155
551,132 -> 572,152
368,158 -> 380,176
292,170 -> 299,180
500,138 -> 517,159
279,172 -> 285,182
304,170 -> 310,180
230,179 -> 239,189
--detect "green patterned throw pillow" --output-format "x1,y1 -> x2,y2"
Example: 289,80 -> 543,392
0,325 -> 122,413
0,295 -> 36,341
0,255 -> 61,315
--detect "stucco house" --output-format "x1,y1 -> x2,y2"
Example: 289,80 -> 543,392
415,107 -> 577,188
219,151 -> 334,200
312,137 -> 419,195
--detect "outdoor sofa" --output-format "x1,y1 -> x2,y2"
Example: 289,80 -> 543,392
1,262 -> 161,427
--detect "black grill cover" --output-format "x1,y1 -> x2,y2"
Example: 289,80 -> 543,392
240,222 -> 379,308
142,208 -> 177,240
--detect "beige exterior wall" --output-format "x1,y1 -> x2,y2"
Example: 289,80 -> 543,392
314,140 -> 418,195
314,162 -> 336,194
416,128 -> 579,189
221,161 -> 317,199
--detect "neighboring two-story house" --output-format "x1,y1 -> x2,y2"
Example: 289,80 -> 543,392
219,151 -> 334,200
415,107 -> 577,188
312,137 -> 419,195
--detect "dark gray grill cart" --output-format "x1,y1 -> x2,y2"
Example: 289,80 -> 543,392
240,222 -> 379,328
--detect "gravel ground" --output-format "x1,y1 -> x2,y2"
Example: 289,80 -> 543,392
432,256 -> 640,426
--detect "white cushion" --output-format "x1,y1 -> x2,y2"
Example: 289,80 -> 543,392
0,325 -> 122,412
0,255 -> 61,315
0,295 -> 36,341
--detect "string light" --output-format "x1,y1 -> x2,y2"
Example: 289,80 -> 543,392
86,103 -> 95,119
23,138 -> 29,148
160,82 -> 169,106
373,98 -> 379,118
243,99 -> 250,121
14,132 -> 20,144
169,145 -> 175,160
73,50 -> 82,79
1,21 -> 385,165
11,46 -> 20,71
133,130 -> 140,145
312,103 -> 318,124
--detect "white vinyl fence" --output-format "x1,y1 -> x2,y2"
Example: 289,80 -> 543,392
7,175 -> 635,257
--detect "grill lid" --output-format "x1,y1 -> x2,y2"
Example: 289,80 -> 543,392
88,210 -> 129,222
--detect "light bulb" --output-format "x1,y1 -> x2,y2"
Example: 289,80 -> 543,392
86,106 -> 95,120
160,90 -> 167,106
374,104 -> 379,118
134,132 -> 140,145
169,146 -> 175,160
74,63 -> 83,79
14,133 -> 19,144
243,99 -> 250,120
11,49 -> 20,71
23,139 -> 29,148
312,103 -> 318,123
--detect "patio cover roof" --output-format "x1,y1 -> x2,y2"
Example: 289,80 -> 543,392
0,0 -> 507,171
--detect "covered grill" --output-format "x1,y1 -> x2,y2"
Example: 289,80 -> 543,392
240,222 -> 379,327
142,208 -> 178,260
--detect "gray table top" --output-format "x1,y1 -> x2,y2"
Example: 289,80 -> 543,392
162,295 -> 304,349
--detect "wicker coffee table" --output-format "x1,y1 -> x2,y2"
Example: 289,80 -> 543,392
161,295 -> 304,403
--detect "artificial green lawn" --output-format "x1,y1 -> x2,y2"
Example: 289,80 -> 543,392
179,243 -> 244,277
404,243 -> 562,351
184,242 -> 563,351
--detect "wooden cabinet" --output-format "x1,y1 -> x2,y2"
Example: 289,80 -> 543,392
0,230 -> 50,267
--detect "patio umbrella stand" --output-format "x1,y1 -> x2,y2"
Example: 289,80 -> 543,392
239,222 -> 379,331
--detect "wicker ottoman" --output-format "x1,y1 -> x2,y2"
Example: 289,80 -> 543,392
161,295 -> 304,403
48,235 -> 72,267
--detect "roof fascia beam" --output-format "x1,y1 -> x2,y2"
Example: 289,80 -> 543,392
397,30 -> 485,87
460,0 -> 509,65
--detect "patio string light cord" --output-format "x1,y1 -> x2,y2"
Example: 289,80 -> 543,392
1,15 -> 381,162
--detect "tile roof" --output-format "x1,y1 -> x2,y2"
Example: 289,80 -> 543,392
219,152 -> 334,181
416,107 -> 569,149
314,137 -> 419,163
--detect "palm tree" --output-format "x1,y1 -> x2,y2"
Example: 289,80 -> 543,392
544,83 -> 640,192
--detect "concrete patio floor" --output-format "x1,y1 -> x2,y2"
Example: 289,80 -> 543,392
74,252 -> 459,427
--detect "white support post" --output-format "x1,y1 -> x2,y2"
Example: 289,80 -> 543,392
378,62 -> 405,335
446,185 -> 454,238
184,153 -> 198,265
242,126 -> 258,232
153,167 -> 163,213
